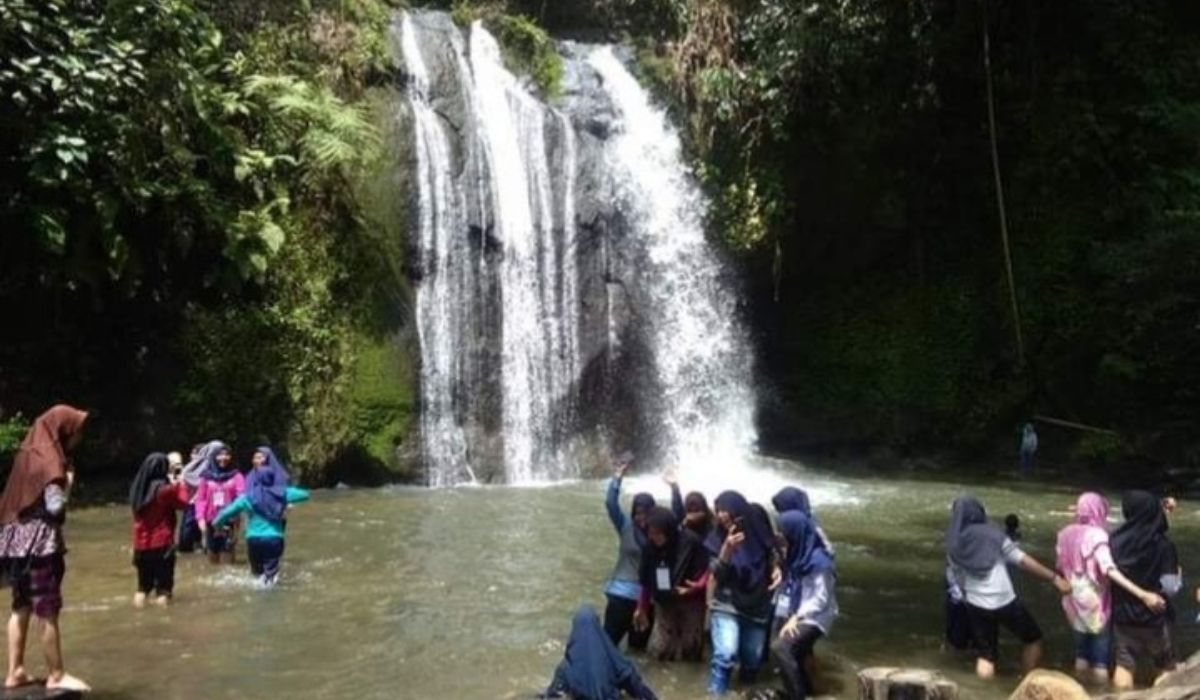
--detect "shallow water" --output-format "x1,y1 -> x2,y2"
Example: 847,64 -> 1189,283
50,461 -> 1200,699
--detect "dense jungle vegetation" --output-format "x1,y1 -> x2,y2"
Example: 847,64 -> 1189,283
2,0 -> 1198,482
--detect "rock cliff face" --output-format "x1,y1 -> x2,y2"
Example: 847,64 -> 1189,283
395,11 -> 756,484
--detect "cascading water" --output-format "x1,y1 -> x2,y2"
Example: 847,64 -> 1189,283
586,48 -> 757,484
398,12 -> 757,486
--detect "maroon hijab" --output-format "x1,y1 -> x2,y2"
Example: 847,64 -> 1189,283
0,405 -> 88,523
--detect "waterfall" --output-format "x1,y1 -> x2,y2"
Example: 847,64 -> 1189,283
398,12 -> 757,485
401,16 -> 474,487
587,48 -> 757,482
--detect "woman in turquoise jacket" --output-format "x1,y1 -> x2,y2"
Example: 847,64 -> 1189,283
213,446 -> 308,586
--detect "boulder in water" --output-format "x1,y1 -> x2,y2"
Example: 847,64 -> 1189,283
1095,651 -> 1200,700
857,667 -> 959,699
1008,670 -> 1091,700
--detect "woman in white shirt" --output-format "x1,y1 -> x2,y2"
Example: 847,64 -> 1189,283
946,495 -> 1070,679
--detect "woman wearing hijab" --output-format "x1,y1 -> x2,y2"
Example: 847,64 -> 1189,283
770,510 -> 837,700
1111,490 -> 1178,690
211,446 -> 309,586
193,442 -> 245,565
129,452 -> 189,607
772,486 -> 834,555
1055,492 -> 1165,682
706,490 -> 779,695
633,507 -> 709,661
603,458 -> 655,650
177,441 -> 220,553
542,605 -> 658,700
0,405 -> 90,692
664,472 -> 713,540
946,495 -> 1068,679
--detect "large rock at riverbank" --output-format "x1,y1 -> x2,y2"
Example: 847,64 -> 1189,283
1096,652 -> 1200,700
857,667 -> 958,699
1008,670 -> 1090,700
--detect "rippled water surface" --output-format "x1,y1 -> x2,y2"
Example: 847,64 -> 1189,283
53,461 -> 1200,699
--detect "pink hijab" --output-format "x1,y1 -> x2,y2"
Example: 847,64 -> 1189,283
1056,492 -> 1110,583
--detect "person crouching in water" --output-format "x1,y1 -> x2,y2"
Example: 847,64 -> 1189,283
194,443 -> 244,565
603,457 -> 655,650
706,491 -> 779,695
771,510 -> 837,700
1110,490 -> 1179,690
542,605 -> 659,700
211,447 -> 308,586
946,495 -> 1069,679
0,405 -> 90,692
129,452 -> 189,607
634,507 -> 709,661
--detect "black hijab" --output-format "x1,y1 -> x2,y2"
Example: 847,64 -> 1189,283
640,507 -> 706,604
129,452 -> 170,513
706,491 -> 774,592
683,491 -> 713,539
1112,490 -> 1176,580
946,495 -> 1007,577
546,605 -> 656,700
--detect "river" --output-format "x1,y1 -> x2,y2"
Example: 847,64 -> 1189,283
54,459 -> 1199,699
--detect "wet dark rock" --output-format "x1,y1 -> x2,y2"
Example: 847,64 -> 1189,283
857,667 -> 958,700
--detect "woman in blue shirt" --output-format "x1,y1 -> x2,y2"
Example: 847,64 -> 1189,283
212,446 -> 309,586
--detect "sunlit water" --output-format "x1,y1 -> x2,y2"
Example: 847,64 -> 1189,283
53,462 -> 1200,699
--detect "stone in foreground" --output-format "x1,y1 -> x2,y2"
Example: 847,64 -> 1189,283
858,667 -> 959,699
1008,670 -> 1090,700
0,687 -> 82,700
1095,652 -> 1200,700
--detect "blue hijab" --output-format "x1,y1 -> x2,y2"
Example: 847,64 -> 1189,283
246,446 -> 290,520
779,511 -> 834,581
708,491 -> 774,592
202,443 -> 239,483
630,492 -> 655,548
547,605 -> 652,700
772,486 -> 812,516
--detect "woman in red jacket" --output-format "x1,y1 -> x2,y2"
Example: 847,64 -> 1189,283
129,452 -> 189,607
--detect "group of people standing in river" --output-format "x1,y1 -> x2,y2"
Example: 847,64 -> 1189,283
129,438 -> 310,606
0,404 -> 310,694
546,457 -> 1192,700
947,490 -> 1183,692
546,457 -> 839,700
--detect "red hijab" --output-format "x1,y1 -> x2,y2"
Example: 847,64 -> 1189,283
0,405 -> 88,523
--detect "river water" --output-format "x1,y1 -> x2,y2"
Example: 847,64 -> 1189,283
52,460 -> 1200,699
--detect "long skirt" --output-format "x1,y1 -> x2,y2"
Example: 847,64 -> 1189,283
651,594 -> 707,661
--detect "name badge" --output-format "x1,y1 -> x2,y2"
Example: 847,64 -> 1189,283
213,491 -> 226,508
775,593 -> 792,617
656,566 -> 671,591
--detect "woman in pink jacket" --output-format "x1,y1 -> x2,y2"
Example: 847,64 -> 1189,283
193,445 -> 245,565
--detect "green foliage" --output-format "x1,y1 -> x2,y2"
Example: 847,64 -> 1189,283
0,0 -> 413,482
490,14 -> 564,98
448,2 -> 563,97
0,415 -> 29,460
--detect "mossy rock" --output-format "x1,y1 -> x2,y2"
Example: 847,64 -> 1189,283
329,336 -> 419,485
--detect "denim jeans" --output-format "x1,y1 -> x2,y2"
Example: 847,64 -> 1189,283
1075,629 -> 1112,667
708,611 -> 768,695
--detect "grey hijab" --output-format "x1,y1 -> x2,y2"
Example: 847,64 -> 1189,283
181,440 -> 227,487
946,495 -> 1007,577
